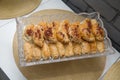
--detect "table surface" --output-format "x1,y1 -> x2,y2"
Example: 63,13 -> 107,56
0,0 -> 120,80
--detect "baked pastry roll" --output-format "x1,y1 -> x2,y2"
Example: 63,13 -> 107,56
51,21 -> 60,30
23,24 -> 34,42
32,45 -> 41,60
79,18 -> 95,42
61,20 -> 70,34
56,20 -> 70,43
73,42 -> 81,55
56,42 -> 65,57
91,19 -> 105,41
33,25 -> 44,47
90,41 -> 97,54
96,41 -> 105,53
44,23 -> 57,43
69,22 -> 82,43
42,42 -> 51,59
49,44 -> 59,59
81,41 -> 90,54
39,21 -> 48,30
65,42 -> 74,57
24,42 -> 33,62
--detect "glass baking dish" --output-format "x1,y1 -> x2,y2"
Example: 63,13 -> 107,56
16,11 -> 115,66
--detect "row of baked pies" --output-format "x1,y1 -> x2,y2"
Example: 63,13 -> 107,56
23,18 -> 105,62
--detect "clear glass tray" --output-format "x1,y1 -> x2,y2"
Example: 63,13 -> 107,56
16,11 -> 115,66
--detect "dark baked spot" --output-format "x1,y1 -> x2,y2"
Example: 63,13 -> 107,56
34,29 -> 41,39
26,29 -> 33,36
59,32 -> 65,38
44,28 -> 53,37
52,22 -> 55,27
